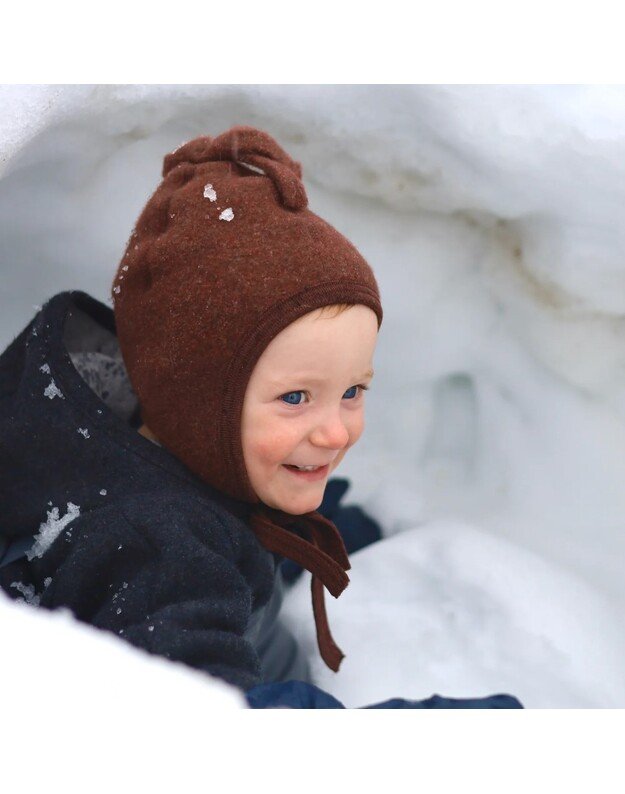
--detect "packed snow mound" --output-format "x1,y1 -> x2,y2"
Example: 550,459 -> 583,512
281,519 -> 625,708
1,586 -> 245,715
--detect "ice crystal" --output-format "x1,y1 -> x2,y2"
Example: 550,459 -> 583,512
10,581 -> 40,605
44,379 -> 64,400
27,502 -> 81,560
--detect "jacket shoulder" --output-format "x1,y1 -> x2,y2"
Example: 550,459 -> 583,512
118,491 -> 275,582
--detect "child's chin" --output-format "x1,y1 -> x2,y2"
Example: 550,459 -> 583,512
271,491 -> 323,516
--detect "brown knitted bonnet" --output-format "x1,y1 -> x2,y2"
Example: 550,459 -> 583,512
112,125 -> 383,672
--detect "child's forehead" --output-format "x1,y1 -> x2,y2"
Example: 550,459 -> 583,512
255,304 -> 377,377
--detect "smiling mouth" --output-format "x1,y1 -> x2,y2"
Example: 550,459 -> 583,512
281,463 -> 330,481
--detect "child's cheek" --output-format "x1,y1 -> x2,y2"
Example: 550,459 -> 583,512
252,432 -> 291,466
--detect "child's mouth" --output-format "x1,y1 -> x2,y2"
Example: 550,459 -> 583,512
282,463 -> 329,481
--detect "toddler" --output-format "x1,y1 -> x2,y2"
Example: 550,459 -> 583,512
0,125 -> 521,708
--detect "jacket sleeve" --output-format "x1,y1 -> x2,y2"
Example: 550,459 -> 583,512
245,681 -> 523,709
20,495 -> 273,693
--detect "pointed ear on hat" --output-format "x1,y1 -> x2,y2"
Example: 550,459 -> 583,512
207,125 -> 303,178
161,126 -> 307,209
238,152 -> 307,210
162,136 -> 213,177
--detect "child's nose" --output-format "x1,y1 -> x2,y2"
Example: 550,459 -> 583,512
309,410 -> 350,450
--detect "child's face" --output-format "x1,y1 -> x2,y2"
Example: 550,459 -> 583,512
241,304 -> 378,515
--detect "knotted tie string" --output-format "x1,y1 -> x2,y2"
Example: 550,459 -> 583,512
248,504 -> 351,672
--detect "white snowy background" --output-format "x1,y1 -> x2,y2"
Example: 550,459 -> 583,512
2,84 -> 625,710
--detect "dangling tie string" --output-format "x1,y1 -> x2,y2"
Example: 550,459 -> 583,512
248,504 -> 350,672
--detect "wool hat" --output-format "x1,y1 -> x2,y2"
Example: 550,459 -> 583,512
112,125 -> 383,672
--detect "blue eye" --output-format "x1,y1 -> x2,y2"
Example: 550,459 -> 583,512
279,384 -> 368,406
280,391 -> 306,406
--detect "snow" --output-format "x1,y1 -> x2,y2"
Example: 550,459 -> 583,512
26,502 -> 81,560
43,378 -> 64,399
281,521 -> 625,708
219,207 -> 234,221
77,427 -> 90,438
0,592 -> 245,766
10,580 -> 40,605
203,182 -> 217,201
2,85 -> 625,707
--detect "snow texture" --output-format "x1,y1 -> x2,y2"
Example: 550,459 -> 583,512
26,502 -> 81,560
281,521 -> 625,708
0,588 -> 245,771
2,85 -> 625,708
10,581 -> 40,605
43,379 -> 64,399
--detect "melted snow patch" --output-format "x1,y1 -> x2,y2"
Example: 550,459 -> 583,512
39,363 -> 50,374
27,502 -> 81,560
203,183 -> 217,201
219,207 -> 234,221
44,379 -> 64,399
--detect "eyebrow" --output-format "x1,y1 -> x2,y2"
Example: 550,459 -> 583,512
270,369 -> 374,387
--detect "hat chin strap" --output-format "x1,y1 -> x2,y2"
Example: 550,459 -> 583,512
248,503 -> 351,672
